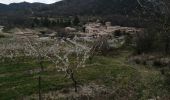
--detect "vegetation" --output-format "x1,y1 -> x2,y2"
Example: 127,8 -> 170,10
0,34 -> 5,38
134,0 -> 170,55
0,0 -> 146,28
0,0 -> 170,99
0,49 -> 170,100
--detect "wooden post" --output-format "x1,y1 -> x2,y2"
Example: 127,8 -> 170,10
38,76 -> 42,100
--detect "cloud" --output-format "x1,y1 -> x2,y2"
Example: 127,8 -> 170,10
0,0 -> 60,4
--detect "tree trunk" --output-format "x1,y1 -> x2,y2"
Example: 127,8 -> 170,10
38,55 -> 44,72
70,72 -> 78,92
40,61 -> 44,72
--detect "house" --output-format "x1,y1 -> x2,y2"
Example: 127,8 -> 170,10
105,22 -> 111,27
38,30 -> 57,39
85,22 -> 105,34
0,26 -> 4,33
15,32 -> 39,38
84,22 -> 141,36
48,33 -> 56,39
65,27 -> 76,33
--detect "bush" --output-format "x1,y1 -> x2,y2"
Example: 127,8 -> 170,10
134,30 -> 155,54
153,60 -> 163,67
114,30 -> 122,37
0,34 -> 5,38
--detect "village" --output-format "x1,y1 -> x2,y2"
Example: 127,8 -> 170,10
0,21 -> 142,48
1,21 -> 141,37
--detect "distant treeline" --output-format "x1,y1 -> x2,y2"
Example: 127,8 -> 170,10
1,16 -> 81,31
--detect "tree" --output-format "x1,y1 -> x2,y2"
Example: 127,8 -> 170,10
73,16 -> 80,26
91,36 -> 110,56
46,38 -> 91,92
32,17 -> 40,27
51,20 -> 57,26
134,30 -> 155,54
26,38 -> 51,72
135,0 -> 170,54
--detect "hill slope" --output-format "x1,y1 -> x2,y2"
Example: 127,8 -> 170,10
34,0 -> 141,16
0,0 -> 140,16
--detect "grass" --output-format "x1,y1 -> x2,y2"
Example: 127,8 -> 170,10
0,59 -> 70,100
0,50 -> 169,100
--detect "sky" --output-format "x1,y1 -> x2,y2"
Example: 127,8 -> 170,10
0,0 -> 61,4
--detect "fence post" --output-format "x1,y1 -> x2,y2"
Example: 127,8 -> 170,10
38,76 -> 42,100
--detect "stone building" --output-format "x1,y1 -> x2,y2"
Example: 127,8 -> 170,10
84,22 -> 141,36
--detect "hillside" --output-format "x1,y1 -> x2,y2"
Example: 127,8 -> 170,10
0,0 -> 168,16
0,2 -> 46,16
0,0 -> 168,28
0,0 -> 140,16
37,0 -> 140,16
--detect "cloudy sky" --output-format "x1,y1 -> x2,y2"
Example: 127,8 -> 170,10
0,0 -> 61,4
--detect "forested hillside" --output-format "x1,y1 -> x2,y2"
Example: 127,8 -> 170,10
0,0 -> 144,28
0,0 -> 140,16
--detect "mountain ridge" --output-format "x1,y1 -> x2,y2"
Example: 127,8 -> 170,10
0,0 -> 141,16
